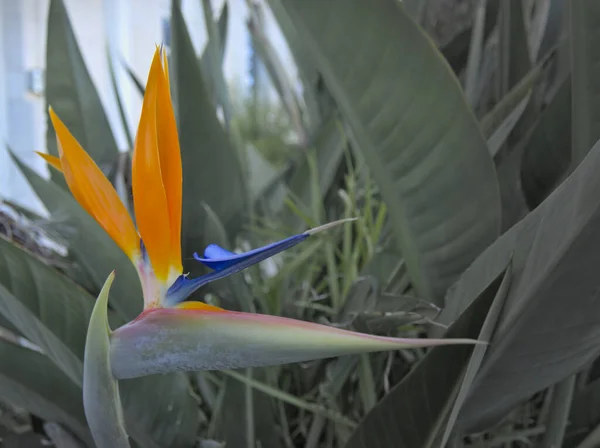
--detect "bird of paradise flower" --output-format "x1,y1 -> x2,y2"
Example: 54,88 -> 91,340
38,47 -> 481,447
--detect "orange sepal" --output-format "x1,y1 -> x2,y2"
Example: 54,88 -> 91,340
175,301 -> 226,312
49,108 -> 140,260
132,49 -> 172,281
36,152 -> 63,171
156,49 -> 182,274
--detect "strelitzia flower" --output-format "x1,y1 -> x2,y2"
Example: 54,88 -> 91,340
40,48 -> 480,447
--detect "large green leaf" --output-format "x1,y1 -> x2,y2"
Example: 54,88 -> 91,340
0,237 -> 91,384
83,272 -> 129,448
278,0 -> 501,305
170,0 -> 247,276
345,261 -> 508,448
0,237 -> 199,447
435,137 -> 600,431
11,153 -> 142,321
0,339 -> 91,446
45,0 -> 119,184
520,76 -> 571,209
571,1 -> 600,167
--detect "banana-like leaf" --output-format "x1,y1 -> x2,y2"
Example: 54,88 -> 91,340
571,1 -> 600,166
110,307 -> 480,379
435,137 -> 600,431
345,262 -> 509,448
0,237 -> 199,447
277,0 -> 501,304
520,76 -> 571,209
170,0 -> 247,276
83,271 -> 129,448
0,339 -> 92,446
45,0 -> 119,185
0,236 -> 90,384
11,152 -> 142,321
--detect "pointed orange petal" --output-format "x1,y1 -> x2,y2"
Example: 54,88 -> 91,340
132,48 -> 171,281
49,109 -> 139,260
156,50 -> 182,274
36,152 -> 63,171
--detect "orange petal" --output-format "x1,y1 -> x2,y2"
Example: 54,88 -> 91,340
132,49 -> 172,281
156,49 -> 182,274
49,109 -> 140,260
175,301 -> 225,312
36,152 -> 63,171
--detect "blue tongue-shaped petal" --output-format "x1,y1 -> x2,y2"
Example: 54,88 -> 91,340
165,219 -> 356,306
195,234 -> 306,272
201,244 -> 237,270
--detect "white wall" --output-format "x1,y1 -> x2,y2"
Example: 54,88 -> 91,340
0,0 -> 297,215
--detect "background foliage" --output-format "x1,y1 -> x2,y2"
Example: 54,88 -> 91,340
1,0 -> 599,447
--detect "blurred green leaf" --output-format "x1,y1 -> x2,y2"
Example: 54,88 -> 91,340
0,339 -> 91,445
278,0 -> 501,305
464,0 -> 488,106
266,0 -> 336,128
571,1 -> 600,167
123,61 -> 145,96
521,76 -> 571,209
247,1 -> 308,145
566,378 -> 600,447
11,152 -> 142,321
106,48 -> 133,149
345,259 -> 508,448
0,237 -> 199,447
45,0 -> 119,186
436,137 -> 600,431
199,1 -> 229,106
480,62 -> 542,137
0,237 -> 90,385
498,0 -> 532,96
285,114 -> 346,229
171,0 -> 247,276
200,0 -> 232,127
439,0 -> 499,74
495,137 -> 529,231
487,93 -> 531,157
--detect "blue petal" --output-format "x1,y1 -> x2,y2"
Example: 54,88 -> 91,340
165,233 -> 307,306
164,219 -> 357,307
196,234 -> 307,271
